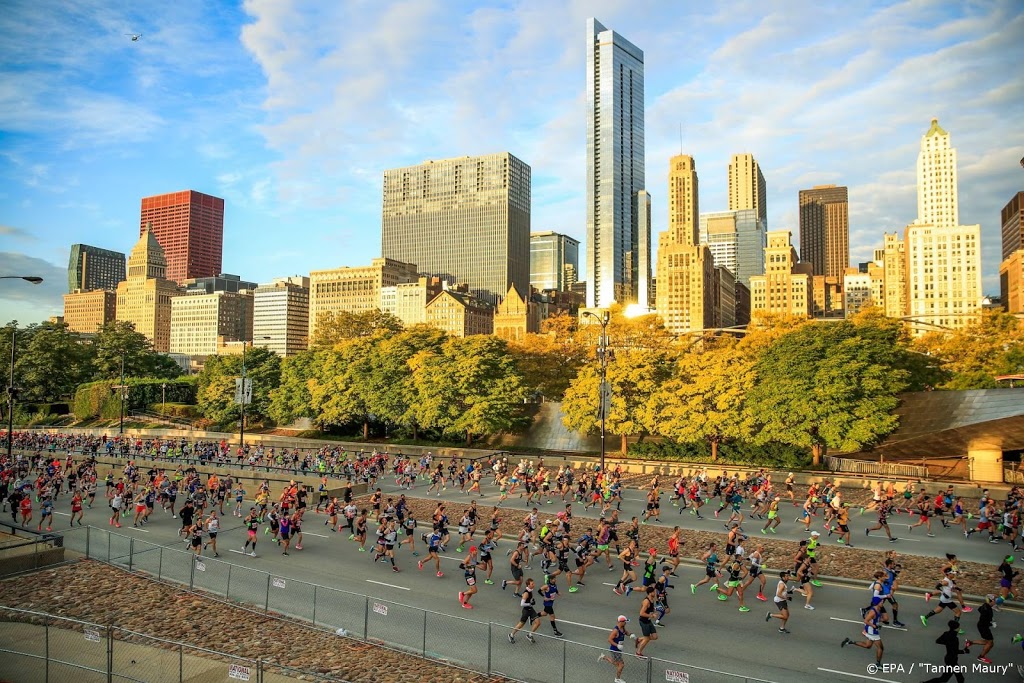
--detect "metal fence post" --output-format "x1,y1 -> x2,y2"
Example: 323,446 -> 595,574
226,564 -> 233,602
421,610 -> 427,657
179,643 -> 183,683
158,546 -> 164,580
311,585 -> 317,627
128,537 -> 134,572
106,624 -> 113,683
487,622 -> 492,676
561,638 -> 566,683
265,574 -> 271,613
86,525 -> 91,559
44,617 -> 49,683
645,655 -> 652,683
189,554 -> 195,591
363,597 -> 369,641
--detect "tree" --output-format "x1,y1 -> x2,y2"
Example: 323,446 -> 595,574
197,347 -> 281,425
92,321 -> 181,380
268,350 -> 318,425
646,342 -> 755,460
307,337 -> 376,438
409,336 -> 530,445
507,332 -> 586,401
0,321 -> 94,402
363,325 -> 448,438
912,311 -> 1024,389
311,309 -> 403,348
562,345 -> 674,454
745,320 -> 909,465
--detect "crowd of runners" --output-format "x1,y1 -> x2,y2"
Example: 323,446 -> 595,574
2,432 -> 1024,683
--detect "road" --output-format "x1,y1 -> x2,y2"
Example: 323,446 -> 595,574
34,482 -> 1023,683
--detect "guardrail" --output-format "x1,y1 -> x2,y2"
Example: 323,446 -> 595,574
1005,463 -> 1024,485
57,524 -> 778,683
823,456 -> 928,479
0,520 -> 65,577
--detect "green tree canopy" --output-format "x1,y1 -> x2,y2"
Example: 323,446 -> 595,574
0,321 -> 94,402
307,336 -> 376,438
913,311 -> 1024,389
363,325 -> 449,437
197,347 -> 281,425
746,319 -> 910,465
311,309 -> 403,348
92,321 -> 181,380
267,350 -> 318,425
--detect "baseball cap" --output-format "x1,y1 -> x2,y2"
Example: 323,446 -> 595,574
617,615 -> 628,622
469,546 -> 477,552
810,531 -> 820,537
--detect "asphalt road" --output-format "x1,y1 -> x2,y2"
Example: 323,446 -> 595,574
33,487 -> 1024,683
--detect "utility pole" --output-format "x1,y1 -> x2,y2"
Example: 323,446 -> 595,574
6,328 -> 16,462
583,310 -> 611,474
117,355 -> 128,435
239,341 -> 248,453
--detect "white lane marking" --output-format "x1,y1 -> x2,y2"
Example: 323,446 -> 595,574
121,525 -> 150,533
300,531 -> 329,538
555,618 -> 613,632
817,667 -> 901,683
829,616 -> 907,631
366,579 -> 409,591
228,549 -> 249,555
52,511 -> 70,516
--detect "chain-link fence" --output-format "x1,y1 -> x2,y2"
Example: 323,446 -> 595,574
55,524 -> 778,683
0,606 -> 352,683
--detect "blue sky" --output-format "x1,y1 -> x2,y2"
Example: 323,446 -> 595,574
1,0 -> 1022,323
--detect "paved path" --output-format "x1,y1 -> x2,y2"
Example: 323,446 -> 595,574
35,495 -> 1024,683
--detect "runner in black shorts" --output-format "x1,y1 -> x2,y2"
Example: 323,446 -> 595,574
508,578 -> 541,644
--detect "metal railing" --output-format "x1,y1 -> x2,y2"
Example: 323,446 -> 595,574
1005,463 -> 1024,485
824,456 -> 928,479
0,605 -> 332,683
58,524 -> 778,683
0,520 -> 65,577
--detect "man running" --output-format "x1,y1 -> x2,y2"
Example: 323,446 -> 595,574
841,602 -> 884,667
508,578 -> 541,644
766,570 -> 792,634
242,507 -> 259,557
636,585 -> 659,657
537,575 -> 564,637
458,546 -> 479,609
597,615 -> 634,683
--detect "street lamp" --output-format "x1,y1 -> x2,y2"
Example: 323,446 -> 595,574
2,275 -> 42,462
582,310 -> 611,474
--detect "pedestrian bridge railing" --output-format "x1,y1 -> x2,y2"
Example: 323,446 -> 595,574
823,456 -> 928,479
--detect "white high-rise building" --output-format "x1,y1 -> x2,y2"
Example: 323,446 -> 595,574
916,118 -> 959,229
905,118 -> 981,335
253,276 -> 309,357
586,17 -> 646,309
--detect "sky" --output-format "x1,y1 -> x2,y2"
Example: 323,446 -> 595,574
1,0 -> 1022,324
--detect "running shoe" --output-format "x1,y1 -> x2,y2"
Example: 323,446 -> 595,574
893,621 -> 906,628
625,586 -> 633,596
962,606 -> 973,613
295,544 -> 302,550
553,630 -> 563,637
738,606 -> 750,612
437,571 -> 443,577
690,584 -> 696,594
1011,634 -> 1023,644
508,633 -> 516,644
977,656 -> 992,664
250,552 -> 256,557
803,604 -> 815,610
765,611 -> 772,622
613,587 -> 623,596
484,579 -> 494,585
810,580 -> 822,587
418,560 -> 424,570
501,579 -> 508,590
462,602 -> 473,609
920,615 -> 929,626
458,591 -> 465,603
569,586 -> 579,593
841,638 -> 851,648
924,592 -> 932,602
718,594 -> 728,601
526,634 -> 535,644
756,593 -> 766,601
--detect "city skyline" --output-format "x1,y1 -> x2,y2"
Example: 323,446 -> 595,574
1,1 -> 1021,323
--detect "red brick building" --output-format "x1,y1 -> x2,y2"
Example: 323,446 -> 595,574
140,190 -> 224,284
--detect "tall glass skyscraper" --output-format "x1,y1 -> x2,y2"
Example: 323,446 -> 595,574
530,231 -> 579,292
586,18 -> 645,309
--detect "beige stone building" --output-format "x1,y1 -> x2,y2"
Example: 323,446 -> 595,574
116,228 -> 181,352
424,288 -> 493,337
905,223 -> 982,334
882,233 -> 907,318
170,290 -> 254,356
811,275 -> 842,318
656,155 -> 717,335
253,276 -> 309,358
493,284 -> 534,341
63,289 -> 116,334
843,264 -> 884,318
749,230 -> 811,318
1001,250 -> 1024,314
727,153 -> 767,225
380,277 -> 448,328
308,257 -> 419,341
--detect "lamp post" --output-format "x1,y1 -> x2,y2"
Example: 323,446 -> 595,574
582,310 -> 610,474
2,276 -> 43,462
117,354 -> 128,435
239,336 -> 271,453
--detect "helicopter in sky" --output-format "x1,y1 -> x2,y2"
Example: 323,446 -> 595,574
125,33 -> 142,41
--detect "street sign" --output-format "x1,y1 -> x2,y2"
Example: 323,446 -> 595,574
234,378 -> 252,405
195,561 -> 206,572
665,671 -> 689,683
272,577 -> 286,589
599,380 -> 612,417
84,628 -> 101,642
373,602 -> 388,616
228,664 -> 251,681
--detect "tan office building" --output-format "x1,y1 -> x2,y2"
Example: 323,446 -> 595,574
749,230 -> 811,318
811,275 -> 842,318
882,233 -> 907,318
63,289 -> 116,334
309,257 -> 419,341
169,290 -> 253,356
728,153 -> 767,226
798,184 -> 849,278
843,264 -> 884,318
116,228 -> 181,352
905,223 -> 982,334
424,288 -> 493,337
1001,250 -> 1024,314
253,276 -> 309,357
656,155 -> 716,334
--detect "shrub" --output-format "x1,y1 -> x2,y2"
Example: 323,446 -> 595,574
73,378 -> 198,420
627,440 -> 813,469
148,402 -> 201,419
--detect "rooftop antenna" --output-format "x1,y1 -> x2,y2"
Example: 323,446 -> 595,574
679,123 -> 683,155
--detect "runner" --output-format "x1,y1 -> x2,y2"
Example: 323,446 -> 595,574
612,540 -> 638,596
458,546 -> 479,609
921,566 -> 963,627
203,510 -> 220,557
242,507 -> 259,557
840,602 -> 884,667
966,593 -> 999,664
537,574 -> 564,637
508,577 -> 541,644
596,615 -> 634,683
70,489 -> 84,526
417,528 -> 444,577
714,552 -> 750,612
766,570 -> 792,634
635,585 -> 659,657
996,554 -> 1019,601
691,542 -> 720,594
278,512 -> 292,556
865,499 -> 896,542
921,620 -> 970,683
762,496 -> 782,534
744,544 -> 767,601
37,495 -> 53,531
